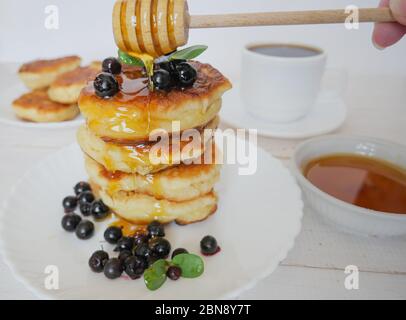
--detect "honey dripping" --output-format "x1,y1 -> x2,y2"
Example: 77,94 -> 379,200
110,216 -> 147,237
126,51 -> 155,89
123,52 -> 153,143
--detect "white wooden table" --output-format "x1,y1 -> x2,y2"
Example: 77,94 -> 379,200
0,74 -> 405,299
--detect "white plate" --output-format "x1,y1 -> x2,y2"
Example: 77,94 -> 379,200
0,63 -> 84,129
0,138 -> 303,299
221,82 -> 347,139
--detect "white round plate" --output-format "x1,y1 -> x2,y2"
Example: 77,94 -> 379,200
221,82 -> 347,139
0,63 -> 84,129
0,139 -> 303,299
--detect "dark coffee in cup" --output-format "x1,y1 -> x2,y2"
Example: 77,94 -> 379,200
242,42 -> 327,122
249,44 -> 322,58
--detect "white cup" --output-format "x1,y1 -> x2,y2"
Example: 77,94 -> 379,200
241,43 -> 327,123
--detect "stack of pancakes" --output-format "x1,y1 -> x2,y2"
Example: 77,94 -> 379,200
77,61 -> 232,225
13,56 -> 100,122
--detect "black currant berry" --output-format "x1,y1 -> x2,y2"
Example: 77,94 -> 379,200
102,57 -> 122,75
94,72 -> 119,98
152,69 -> 171,90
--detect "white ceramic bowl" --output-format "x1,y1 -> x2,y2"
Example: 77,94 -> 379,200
291,135 -> 406,237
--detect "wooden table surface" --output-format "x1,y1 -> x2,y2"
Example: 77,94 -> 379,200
0,73 -> 405,299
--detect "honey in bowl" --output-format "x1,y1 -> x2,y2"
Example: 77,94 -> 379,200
304,154 -> 406,214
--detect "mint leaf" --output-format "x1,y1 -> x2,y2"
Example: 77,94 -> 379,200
144,259 -> 168,291
168,45 -> 208,61
172,253 -> 204,278
118,50 -> 144,67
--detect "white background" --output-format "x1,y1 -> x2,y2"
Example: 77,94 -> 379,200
1,0 -> 405,76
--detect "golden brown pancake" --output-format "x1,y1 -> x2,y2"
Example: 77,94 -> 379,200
77,116 -> 219,175
18,56 -> 81,90
12,90 -> 79,122
79,61 -> 232,142
48,62 -> 101,104
84,143 -> 220,201
91,180 -> 218,225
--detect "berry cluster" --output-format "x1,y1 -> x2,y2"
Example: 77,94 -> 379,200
61,181 -> 220,291
89,220 -> 220,285
61,181 -> 110,240
93,57 -> 122,98
90,221 -> 184,281
93,57 -> 198,97
153,60 -> 197,91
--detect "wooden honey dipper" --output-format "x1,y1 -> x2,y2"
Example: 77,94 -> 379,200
113,0 -> 395,57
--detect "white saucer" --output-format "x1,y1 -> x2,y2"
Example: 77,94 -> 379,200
0,135 -> 303,299
221,82 -> 347,139
0,63 -> 84,129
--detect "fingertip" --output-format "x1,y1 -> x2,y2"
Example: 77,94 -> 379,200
373,23 -> 388,49
372,41 -> 386,50
372,22 -> 406,48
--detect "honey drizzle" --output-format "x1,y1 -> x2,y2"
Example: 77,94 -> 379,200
107,180 -> 121,194
110,216 -> 147,237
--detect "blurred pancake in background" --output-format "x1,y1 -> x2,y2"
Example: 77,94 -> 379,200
18,56 -> 81,90
48,62 -> 101,104
12,90 -> 79,122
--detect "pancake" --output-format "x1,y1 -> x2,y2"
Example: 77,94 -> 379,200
91,180 -> 218,225
79,61 -> 232,142
12,90 -> 79,122
77,116 -> 218,175
18,56 -> 81,90
48,62 -> 101,104
84,144 -> 220,201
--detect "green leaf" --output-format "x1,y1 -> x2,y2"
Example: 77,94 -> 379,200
168,45 -> 208,61
118,50 -> 144,67
172,253 -> 204,278
144,259 -> 168,291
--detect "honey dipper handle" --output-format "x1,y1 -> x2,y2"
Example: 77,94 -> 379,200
189,8 -> 395,28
